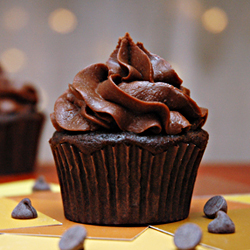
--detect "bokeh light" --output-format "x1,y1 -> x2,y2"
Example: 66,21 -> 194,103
0,48 -> 27,73
202,7 -> 228,34
2,7 -> 29,31
48,8 -> 77,34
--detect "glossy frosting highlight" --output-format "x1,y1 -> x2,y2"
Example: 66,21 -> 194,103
51,33 -> 207,134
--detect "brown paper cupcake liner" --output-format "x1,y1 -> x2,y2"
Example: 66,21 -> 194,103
51,131 -> 207,225
0,113 -> 45,175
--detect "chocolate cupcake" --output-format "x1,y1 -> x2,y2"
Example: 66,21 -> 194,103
49,33 -> 208,225
0,65 -> 45,175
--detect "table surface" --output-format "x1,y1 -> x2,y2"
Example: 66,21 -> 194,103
1,162 -> 250,196
1,162 -> 250,250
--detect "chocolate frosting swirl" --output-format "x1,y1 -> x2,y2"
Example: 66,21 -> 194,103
51,33 -> 207,134
0,65 -> 38,114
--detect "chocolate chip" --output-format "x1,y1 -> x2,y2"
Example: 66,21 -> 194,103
203,195 -> 227,219
32,175 -> 51,191
59,225 -> 87,250
174,223 -> 202,250
208,210 -> 235,234
11,198 -> 38,219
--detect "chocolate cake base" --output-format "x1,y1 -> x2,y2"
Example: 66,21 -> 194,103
50,129 -> 208,225
0,112 -> 45,175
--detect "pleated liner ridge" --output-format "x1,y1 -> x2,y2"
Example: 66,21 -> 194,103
0,113 -> 44,174
51,136 -> 207,225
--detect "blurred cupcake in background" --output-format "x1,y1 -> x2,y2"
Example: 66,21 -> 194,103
0,64 -> 45,175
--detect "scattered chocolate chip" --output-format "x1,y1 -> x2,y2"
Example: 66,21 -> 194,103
59,225 -> 87,250
32,175 -> 51,191
203,195 -> 227,219
174,223 -> 202,250
11,198 -> 38,219
208,210 -> 235,234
